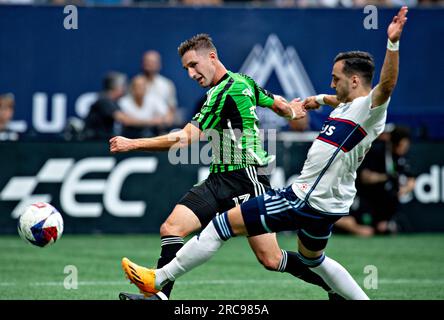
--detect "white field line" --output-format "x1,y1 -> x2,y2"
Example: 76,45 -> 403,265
0,279 -> 444,287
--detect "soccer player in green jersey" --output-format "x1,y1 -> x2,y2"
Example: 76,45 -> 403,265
111,34 -> 340,300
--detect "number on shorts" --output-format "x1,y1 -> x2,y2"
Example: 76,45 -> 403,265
232,193 -> 250,206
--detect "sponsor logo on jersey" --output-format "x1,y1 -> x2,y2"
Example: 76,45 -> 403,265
317,117 -> 367,152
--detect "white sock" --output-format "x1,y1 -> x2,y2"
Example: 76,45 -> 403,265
155,221 -> 224,289
311,256 -> 369,300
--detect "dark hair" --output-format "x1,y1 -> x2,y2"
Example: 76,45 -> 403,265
178,33 -> 217,57
334,51 -> 375,86
390,126 -> 411,146
102,72 -> 127,91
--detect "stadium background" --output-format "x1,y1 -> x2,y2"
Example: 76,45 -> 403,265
0,3 -> 443,300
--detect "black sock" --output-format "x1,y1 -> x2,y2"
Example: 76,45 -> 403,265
280,250 -> 332,293
156,236 -> 184,298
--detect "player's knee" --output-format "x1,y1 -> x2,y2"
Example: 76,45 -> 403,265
160,217 -> 199,238
160,221 -> 185,237
299,232 -> 329,253
256,253 -> 281,271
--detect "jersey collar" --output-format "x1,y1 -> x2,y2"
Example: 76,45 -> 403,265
214,73 -> 230,86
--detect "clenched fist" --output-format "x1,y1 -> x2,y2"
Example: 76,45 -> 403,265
109,136 -> 134,153
302,96 -> 321,110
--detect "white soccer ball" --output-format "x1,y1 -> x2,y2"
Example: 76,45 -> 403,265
17,202 -> 64,248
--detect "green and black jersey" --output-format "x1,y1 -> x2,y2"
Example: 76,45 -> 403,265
192,71 -> 275,173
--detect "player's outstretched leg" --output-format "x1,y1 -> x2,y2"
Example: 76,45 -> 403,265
125,210 -> 238,293
122,257 -> 160,295
121,212 -> 234,294
156,235 -> 184,297
298,240 -> 369,300
155,214 -> 233,286
310,255 -> 369,300
248,234 -> 343,299
154,205 -> 201,298
281,250 -> 345,299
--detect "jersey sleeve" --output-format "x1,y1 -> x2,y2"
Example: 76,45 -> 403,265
239,73 -> 274,108
369,86 -> 391,110
363,89 -> 390,131
255,83 -> 274,108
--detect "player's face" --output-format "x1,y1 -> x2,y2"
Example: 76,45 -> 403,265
331,61 -> 351,102
182,49 -> 216,88
142,51 -> 161,75
0,103 -> 13,125
131,76 -> 146,101
394,137 -> 410,156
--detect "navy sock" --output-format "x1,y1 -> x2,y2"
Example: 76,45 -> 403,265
280,250 -> 332,293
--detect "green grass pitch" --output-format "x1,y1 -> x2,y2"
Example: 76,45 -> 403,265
0,233 -> 443,300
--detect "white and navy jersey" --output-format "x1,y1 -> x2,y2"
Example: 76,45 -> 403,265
292,90 -> 390,214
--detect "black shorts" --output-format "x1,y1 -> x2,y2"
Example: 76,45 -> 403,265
178,166 -> 271,227
240,186 -> 345,251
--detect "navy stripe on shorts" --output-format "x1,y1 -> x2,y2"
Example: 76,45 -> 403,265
240,186 -> 343,251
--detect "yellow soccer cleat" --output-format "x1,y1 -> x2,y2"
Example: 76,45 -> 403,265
121,257 -> 159,296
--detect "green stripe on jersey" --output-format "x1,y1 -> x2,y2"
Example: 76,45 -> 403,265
192,71 -> 275,173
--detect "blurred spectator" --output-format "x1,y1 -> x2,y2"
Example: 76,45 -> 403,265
0,93 -> 19,141
83,72 -> 127,140
83,72 -> 156,140
335,125 -> 416,236
141,50 -> 179,128
119,75 -> 164,138
0,0 -> 34,3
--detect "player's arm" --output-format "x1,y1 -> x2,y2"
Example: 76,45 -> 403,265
399,177 -> 415,197
372,6 -> 408,108
302,94 -> 341,110
360,168 -> 389,185
252,78 -> 306,120
271,95 -> 306,120
109,122 -> 202,153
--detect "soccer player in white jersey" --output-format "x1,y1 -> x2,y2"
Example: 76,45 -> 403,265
121,7 -> 408,300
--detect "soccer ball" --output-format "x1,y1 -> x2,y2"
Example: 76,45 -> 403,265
17,202 -> 64,247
